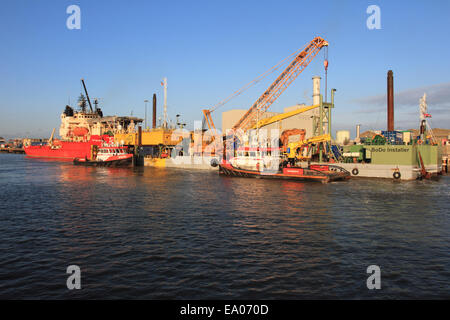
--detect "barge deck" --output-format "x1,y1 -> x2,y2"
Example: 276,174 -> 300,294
219,163 -> 350,183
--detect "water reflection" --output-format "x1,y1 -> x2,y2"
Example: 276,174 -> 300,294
1,154 -> 449,299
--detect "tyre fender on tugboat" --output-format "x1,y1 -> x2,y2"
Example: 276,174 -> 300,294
210,158 -> 219,167
352,168 -> 359,176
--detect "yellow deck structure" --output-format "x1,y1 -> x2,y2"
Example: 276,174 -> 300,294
144,158 -> 167,167
114,128 -> 183,146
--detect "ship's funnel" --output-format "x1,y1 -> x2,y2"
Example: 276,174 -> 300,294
387,70 -> 394,131
138,126 -> 142,146
152,94 -> 157,128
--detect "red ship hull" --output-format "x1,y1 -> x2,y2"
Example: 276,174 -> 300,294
24,136 -> 106,160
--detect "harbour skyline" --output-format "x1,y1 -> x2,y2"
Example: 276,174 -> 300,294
1,0 -> 449,305
1,0 -> 449,138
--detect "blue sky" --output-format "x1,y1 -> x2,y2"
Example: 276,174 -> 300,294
0,0 -> 449,139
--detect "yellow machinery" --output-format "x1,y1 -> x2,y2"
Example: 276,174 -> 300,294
286,134 -> 331,160
114,128 -> 183,147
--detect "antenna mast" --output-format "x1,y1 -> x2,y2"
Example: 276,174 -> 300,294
163,77 -> 168,128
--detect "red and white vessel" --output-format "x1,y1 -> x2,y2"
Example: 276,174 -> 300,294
24,79 -> 142,161
73,145 -> 133,167
220,146 -> 350,183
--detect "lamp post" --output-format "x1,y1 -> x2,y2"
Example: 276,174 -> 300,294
144,99 -> 149,129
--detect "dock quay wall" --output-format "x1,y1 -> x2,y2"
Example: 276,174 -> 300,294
144,156 -> 219,170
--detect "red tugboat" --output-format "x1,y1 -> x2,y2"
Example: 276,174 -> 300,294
73,146 -> 133,167
219,147 -> 350,183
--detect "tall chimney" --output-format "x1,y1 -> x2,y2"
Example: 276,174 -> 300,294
152,94 -> 157,128
356,124 -> 361,139
138,126 -> 142,147
387,70 -> 394,131
312,76 -> 321,105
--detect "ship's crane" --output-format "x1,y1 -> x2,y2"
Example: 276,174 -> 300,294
285,133 -> 331,160
232,37 -> 328,132
201,36 -> 329,161
202,36 -> 328,135
202,109 -> 218,137
201,46 -> 301,146
81,78 -> 94,113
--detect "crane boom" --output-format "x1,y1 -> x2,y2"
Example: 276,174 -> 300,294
81,78 -> 94,113
232,37 -> 328,132
251,104 -> 319,129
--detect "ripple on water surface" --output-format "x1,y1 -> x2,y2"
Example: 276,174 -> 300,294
0,154 -> 449,299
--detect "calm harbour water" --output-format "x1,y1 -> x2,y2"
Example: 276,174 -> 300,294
0,153 -> 448,299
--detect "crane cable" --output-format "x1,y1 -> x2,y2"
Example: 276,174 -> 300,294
324,46 -> 328,102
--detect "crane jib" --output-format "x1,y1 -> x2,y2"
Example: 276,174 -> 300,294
232,37 -> 328,132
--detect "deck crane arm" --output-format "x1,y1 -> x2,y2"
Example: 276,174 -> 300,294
202,109 -> 217,136
81,78 -> 94,113
232,37 -> 328,132
201,40 -> 318,136
251,104 -> 319,129
286,133 -> 331,159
